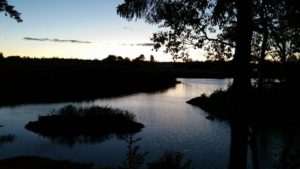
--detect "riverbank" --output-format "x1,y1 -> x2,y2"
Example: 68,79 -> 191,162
0,57 -> 179,106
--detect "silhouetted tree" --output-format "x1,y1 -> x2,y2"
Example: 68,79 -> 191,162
102,55 -> 118,62
117,1 -> 254,169
117,0 -> 253,87
147,150 -> 192,169
0,52 -> 3,59
124,57 -> 131,62
253,0 -> 300,63
117,56 -> 124,61
150,55 -> 155,62
121,136 -> 148,169
0,0 -> 22,22
133,54 -> 145,62
183,57 -> 193,63
268,3 -> 300,62
117,0 -> 238,61
250,0 -> 300,88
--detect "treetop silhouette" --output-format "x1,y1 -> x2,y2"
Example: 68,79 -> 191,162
117,0 -> 299,62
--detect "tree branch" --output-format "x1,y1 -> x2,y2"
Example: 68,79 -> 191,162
201,30 -> 235,48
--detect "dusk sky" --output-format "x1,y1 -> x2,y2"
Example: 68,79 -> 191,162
0,0 -> 205,61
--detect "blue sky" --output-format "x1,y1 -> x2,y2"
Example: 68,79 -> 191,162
0,0 -> 204,61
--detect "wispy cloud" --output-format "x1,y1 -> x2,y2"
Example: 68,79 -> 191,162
121,43 -> 155,47
23,37 -> 92,44
24,37 -> 48,41
123,26 -> 134,30
136,43 -> 155,46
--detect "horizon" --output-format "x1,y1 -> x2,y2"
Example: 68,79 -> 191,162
0,0 -> 205,62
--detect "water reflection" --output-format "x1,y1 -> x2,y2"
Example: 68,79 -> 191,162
226,81 -> 298,169
0,79 -> 232,168
27,132 -> 117,147
0,134 -> 16,146
0,78 -> 296,169
228,119 -> 249,169
229,123 -> 264,169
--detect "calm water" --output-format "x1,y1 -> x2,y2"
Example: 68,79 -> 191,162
0,78 -> 285,169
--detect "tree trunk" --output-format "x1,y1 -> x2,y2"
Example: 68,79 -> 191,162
229,0 -> 253,169
258,0 -> 268,90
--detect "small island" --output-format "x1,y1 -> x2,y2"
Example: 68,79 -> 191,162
187,89 -> 231,121
25,105 -> 145,145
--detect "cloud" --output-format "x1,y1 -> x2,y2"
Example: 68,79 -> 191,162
123,26 -> 134,30
24,37 -> 48,41
121,43 -> 155,47
136,43 -> 155,46
23,37 -> 92,44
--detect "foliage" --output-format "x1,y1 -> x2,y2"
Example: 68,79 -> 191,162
121,136 -> 148,169
98,135 -> 193,169
117,0 -> 236,61
0,0 -> 22,22
133,54 -> 145,62
117,0 -> 300,63
251,0 -> 300,63
150,55 -> 155,62
116,0 -> 254,61
102,55 -> 131,62
267,1 -> 300,62
120,136 -> 193,169
147,150 -> 192,169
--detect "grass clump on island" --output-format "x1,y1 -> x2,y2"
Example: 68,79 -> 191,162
25,105 -> 144,145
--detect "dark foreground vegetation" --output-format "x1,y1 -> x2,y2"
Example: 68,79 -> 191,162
25,105 -> 144,146
0,151 -> 191,169
0,137 -> 192,169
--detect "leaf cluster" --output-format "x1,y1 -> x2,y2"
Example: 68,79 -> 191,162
0,0 -> 22,22
117,0 -> 238,61
117,0 -> 300,62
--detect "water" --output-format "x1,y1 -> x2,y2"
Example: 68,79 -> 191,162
0,78 -> 285,169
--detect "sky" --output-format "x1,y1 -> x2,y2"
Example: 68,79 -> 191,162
0,0 -> 205,62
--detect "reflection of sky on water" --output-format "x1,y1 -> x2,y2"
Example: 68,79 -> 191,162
0,78 -> 285,169
0,78 -> 229,168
